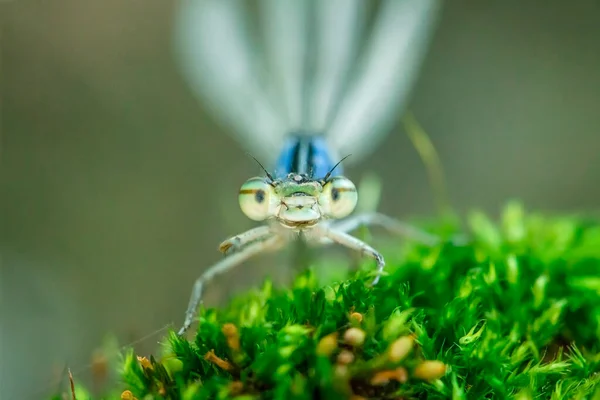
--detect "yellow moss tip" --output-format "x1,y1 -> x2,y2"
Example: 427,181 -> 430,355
343,327 -> 366,347
136,356 -> 152,370
316,332 -> 339,356
370,367 -> 409,386
388,335 -> 415,362
204,349 -> 234,372
222,323 -> 238,337
336,349 -> 355,365
121,390 -> 138,400
413,360 -> 447,381
229,381 -> 244,395
222,323 -> 240,351
349,312 -> 363,324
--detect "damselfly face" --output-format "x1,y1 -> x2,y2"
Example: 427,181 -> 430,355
239,173 -> 357,228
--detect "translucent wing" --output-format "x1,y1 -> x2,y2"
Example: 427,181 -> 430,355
325,0 -> 442,164
305,0 -> 366,133
258,0 -> 311,131
174,0 -> 441,166
173,0 -> 288,164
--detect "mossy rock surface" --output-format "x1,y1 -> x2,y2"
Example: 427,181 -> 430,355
58,203 -> 600,399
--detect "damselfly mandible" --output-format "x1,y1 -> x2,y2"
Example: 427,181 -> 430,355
174,0 -> 443,335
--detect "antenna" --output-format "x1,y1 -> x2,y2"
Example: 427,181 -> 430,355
245,153 -> 276,182
323,154 -> 352,182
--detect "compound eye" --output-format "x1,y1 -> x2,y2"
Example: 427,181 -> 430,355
321,177 -> 357,219
239,177 -> 276,221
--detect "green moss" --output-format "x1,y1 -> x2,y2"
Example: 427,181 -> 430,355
58,202 -> 600,399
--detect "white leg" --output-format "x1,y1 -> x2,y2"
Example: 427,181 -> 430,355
318,226 -> 385,286
218,225 -> 273,254
329,212 -> 441,246
178,234 -> 285,335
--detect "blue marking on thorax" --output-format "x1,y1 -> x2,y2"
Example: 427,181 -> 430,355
273,135 -> 343,180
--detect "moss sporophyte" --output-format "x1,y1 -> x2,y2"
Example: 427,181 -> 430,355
53,202 -> 600,399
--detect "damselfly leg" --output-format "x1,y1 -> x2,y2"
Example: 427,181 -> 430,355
219,225 -> 274,255
328,212 -> 441,247
313,225 -> 386,285
179,233 -> 286,335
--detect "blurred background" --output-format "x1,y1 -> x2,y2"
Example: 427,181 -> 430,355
1,1 -> 599,398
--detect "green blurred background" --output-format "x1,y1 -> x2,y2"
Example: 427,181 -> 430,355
1,1 -> 599,398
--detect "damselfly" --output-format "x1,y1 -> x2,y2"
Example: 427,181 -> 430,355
174,0 -> 443,335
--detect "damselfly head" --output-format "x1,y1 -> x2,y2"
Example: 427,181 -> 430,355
238,173 -> 357,228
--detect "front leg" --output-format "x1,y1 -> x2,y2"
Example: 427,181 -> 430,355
178,233 -> 285,336
317,226 -> 385,286
219,225 -> 274,254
